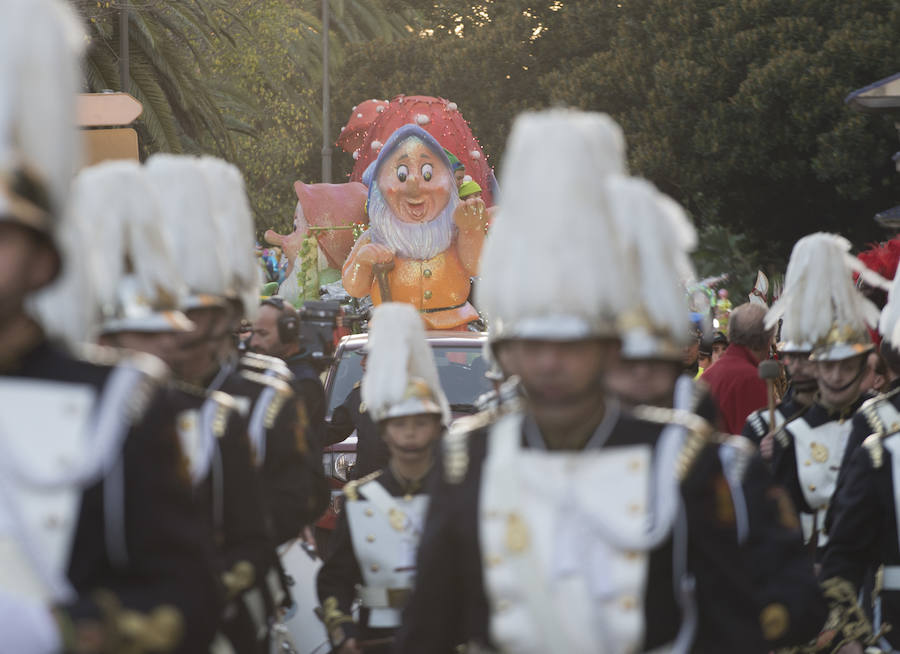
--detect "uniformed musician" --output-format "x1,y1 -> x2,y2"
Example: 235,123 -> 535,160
395,110 -> 826,654
66,160 -> 276,653
817,258 -> 900,653
0,3 -> 220,651
763,233 -> 879,556
317,302 -> 448,654
742,333 -> 816,447
146,154 -> 328,547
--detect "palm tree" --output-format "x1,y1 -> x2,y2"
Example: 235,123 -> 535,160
72,0 -> 245,155
70,0 -> 423,158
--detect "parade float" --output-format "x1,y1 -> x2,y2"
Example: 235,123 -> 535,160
262,95 -> 496,331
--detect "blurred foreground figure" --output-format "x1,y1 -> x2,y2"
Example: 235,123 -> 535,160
0,2 -> 219,652
395,109 -> 826,654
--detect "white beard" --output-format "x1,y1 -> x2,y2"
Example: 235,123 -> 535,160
367,181 -> 458,260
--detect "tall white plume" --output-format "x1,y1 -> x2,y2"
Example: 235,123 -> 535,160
766,232 -> 880,345
198,156 -> 260,319
476,109 -> 632,333
145,154 -> 229,299
0,0 -> 84,213
362,302 -> 450,424
604,175 -> 696,343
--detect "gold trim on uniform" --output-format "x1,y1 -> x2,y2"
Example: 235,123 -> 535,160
505,513 -> 530,553
94,590 -> 185,654
809,441 -> 829,463
760,602 -> 790,641
343,470 -> 383,502
221,560 -> 255,600
320,596 -> 354,646
863,433 -> 884,469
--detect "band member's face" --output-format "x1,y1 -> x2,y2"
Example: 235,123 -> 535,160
505,338 -> 618,405
101,330 -> 183,367
454,168 -> 466,188
377,138 -> 452,224
607,359 -> 681,407
783,352 -> 815,385
382,413 -> 442,464
816,355 -> 865,407
173,306 -> 229,384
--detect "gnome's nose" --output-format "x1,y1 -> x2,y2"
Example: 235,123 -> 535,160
406,173 -> 421,191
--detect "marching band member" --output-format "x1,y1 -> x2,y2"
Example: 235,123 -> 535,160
317,302 -> 449,654
763,233 -> 882,555
1,2 -> 220,651
821,256 -> 900,653
395,109 -> 826,654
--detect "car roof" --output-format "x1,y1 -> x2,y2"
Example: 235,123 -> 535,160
337,330 -> 487,351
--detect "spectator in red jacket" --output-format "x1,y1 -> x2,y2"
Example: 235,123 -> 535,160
700,302 -> 775,434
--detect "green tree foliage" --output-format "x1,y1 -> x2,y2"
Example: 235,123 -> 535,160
334,0 -> 900,284
201,0 -> 422,233
73,0 -> 240,156
540,0 -> 900,268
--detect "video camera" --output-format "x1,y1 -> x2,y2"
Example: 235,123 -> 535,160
298,300 -> 366,370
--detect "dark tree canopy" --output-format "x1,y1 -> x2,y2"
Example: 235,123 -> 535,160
332,0 -> 900,286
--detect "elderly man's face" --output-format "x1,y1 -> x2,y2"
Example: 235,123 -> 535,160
377,138 -> 453,224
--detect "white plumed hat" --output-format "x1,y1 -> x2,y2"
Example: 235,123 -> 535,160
145,154 -> 230,310
476,109 -> 631,341
362,302 -> 450,424
197,156 -> 259,319
605,175 -> 697,360
766,232 -> 883,361
0,0 -> 84,258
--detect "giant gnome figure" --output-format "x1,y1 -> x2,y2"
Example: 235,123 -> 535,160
342,124 -> 487,330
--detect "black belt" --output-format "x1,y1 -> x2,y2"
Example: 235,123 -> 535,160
420,301 -> 468,314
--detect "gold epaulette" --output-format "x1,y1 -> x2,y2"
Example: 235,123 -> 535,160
863,433 -> 884,469
352,381 -> 361,390
207,390 -> 238,438
861,396 -> 887,437
239,370 -> 294,428
343,470 -> 383,501
629,404 -> 720,482
240,353 -> 293,382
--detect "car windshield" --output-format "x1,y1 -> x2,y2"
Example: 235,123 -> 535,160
326,344 -> 494,418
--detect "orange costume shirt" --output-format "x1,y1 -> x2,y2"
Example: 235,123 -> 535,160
343,232 -> 478,330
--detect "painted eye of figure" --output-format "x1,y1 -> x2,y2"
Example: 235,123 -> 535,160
397,165 -> 409,182
421,163 -> 434,182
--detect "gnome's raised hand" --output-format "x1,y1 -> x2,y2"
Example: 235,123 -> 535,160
453,197 -> 487,231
